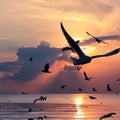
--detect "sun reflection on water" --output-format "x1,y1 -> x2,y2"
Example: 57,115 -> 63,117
74,97 -> 86,119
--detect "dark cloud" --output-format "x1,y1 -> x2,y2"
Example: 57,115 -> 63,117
0,41 -> 70,81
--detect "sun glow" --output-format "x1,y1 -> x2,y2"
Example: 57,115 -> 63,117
74,97 -> 85,119
81,46 -> 96,54
75,98 -> 83,105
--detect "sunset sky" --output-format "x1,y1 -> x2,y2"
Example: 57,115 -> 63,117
0,0 -> 120,93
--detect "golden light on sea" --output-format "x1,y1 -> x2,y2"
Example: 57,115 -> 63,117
74,97 -> 86,119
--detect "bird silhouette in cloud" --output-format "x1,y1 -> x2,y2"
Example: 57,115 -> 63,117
42,63 -> 51,73
60,22 -> 120,66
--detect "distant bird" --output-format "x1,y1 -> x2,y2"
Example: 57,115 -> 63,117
29,57 -> 33,61
28,108 -> 32,112
84,72 -> 92,81
92,87 -> 97,92
60,23 -> 120,66
62,40 -> 80,53
42,63 -> 51,73
99,112 -> 116,120
86,32 -> 108,44
61,85 -> 67,89
106,84 -> 112,91
78,88 -> 82,91
89,96 -> 96,99
21,92 -> 28,94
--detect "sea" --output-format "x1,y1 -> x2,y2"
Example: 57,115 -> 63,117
0,94 -> 119,120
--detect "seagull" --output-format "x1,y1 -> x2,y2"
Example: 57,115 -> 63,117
92,87 -> 97,92
61,85 -> 67,89
99,112 -> 116,120
60,23 -> 120,66
84,72 -> 92,81
89,96 -> 96,99
42,63 -> 51,73
62,40 -> 80,53
106,84 -> 112,91
86,32 -> 108,44
78,88 -> 82,91
29,57 -> 33,62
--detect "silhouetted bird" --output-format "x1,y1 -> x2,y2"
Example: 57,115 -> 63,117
99,112 -> 116,120
42,63 -> 51,73
84,72 -> 92,81
28,108 -> 32,112
89,96 -> 96,99
78,88 -> 82,91
29,57 -> 33,61
60,23 -> 120,66
86,32 -> 108,44
106,84 -> 112,91
92,87 -> 97,92
61,85 -> 67,89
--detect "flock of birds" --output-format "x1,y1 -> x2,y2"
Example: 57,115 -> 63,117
26,22 -> 120,120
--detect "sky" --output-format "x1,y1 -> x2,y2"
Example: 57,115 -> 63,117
0,0 -> 120,93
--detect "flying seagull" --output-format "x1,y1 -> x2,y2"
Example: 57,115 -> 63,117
89,96 -> 96,99
106,84 -> 112,91
42,63 -> 51,73
86,32 -> 108,44
61,85 -> 67,89
29,57 -> 33,62
99,112 -> 116,120
60,22 -> 120,66
84,72 -> 92,81
92,87 -> 97,92
62,40 -> 80,53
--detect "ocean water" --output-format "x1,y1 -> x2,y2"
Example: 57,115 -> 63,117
0,94 -> 119,120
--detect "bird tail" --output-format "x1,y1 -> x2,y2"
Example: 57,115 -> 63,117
70,57 -> 80,65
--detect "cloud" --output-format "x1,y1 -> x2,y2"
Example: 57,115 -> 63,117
31,0 -> 114,19
0,41 -> 70,81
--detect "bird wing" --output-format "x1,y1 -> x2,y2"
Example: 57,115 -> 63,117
61,23 -> 85,58
91,48 -> 120,59
62,47 -> 73,52
86,32 -> 96,38
84,72 -> 88,79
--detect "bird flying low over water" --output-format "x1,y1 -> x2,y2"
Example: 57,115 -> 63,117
42,63 -> 51,73
106,84 -> 112,91
84,72 -> 93,81
60,22 -> 120,66
86,32 -> 108,44
29,57 -> 33,62
89,96 -> 96,99
99,112 -> 116,120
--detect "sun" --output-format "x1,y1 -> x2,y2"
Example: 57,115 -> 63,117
74,98 -> 83,105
